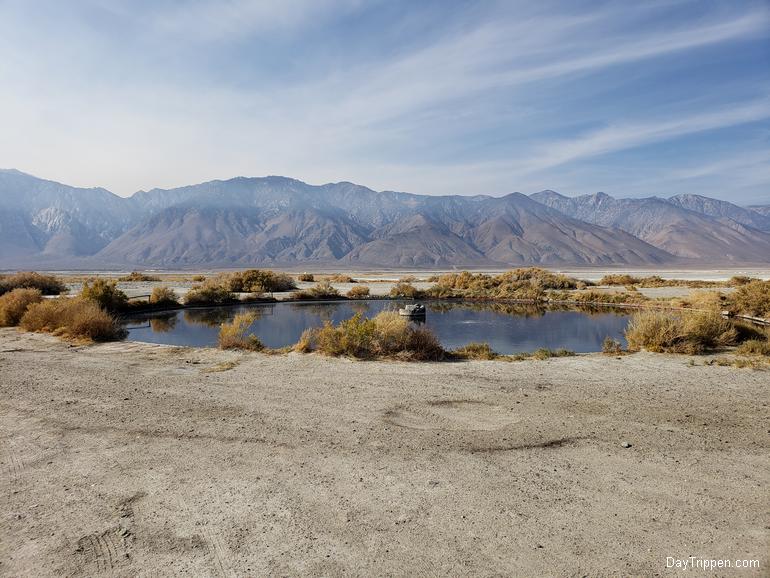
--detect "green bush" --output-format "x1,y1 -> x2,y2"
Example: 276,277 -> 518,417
221,269 -> 297,293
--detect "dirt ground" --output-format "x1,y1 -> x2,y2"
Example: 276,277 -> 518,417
0,329 -> 768,577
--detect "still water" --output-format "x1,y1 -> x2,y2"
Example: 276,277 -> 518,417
123,300 -> 630,354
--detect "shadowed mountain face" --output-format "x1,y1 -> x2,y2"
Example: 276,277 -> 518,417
0,169 -> 767,268
530,190 -> 770,263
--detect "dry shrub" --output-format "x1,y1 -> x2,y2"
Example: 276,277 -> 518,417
184,283 -> 237,305
625,310 -> 737,354
564,289 -> 648,305
399,275 -> 417,283
599,274 -> 640,286
149,286 -> 179,305
346,285 -> 370,299
220,270 -> 296,293
191,274 -> 206,282
305,311 -> 445,360
0,272 -> 67,296
119,271 -> 160,282
683,290 -> 726,311
328,274 -> 356,283
218,313 -> 263,350
426,268 -> 579,299
731,280 -> 770,317
297,273 -> 314,282
532,348 -> 575,360
292,280 -> 340,300
80,279 -> 129,311
602,337 -> 623,355
453,342 -> 499,360
0,288 -> 42,326
729,275 -> 754,286
389,282 -> 421,298
293,328 -> 315,353
20,298 -> 125,341
736,340 -> 770,356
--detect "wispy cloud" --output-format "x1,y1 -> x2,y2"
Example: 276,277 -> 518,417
0,0 -> 767,201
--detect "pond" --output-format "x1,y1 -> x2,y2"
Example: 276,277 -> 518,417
123,300 -> 631,354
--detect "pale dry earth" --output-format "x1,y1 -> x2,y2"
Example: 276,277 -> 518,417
0,329 -> 768,577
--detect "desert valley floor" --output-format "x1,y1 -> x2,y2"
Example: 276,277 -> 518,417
0,329 -> 768,576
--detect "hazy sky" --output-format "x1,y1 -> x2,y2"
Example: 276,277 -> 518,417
1,0 -> 768,203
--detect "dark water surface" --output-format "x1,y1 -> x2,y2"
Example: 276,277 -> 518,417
123,300 -> 630,354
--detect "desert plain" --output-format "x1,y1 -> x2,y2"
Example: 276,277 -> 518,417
1,324 -> 768,576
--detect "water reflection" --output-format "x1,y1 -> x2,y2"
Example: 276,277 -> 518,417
124,300 -> 631,353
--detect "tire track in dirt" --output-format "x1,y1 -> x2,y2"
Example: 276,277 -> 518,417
74,492 -> 145,575
173,495 -> 235,578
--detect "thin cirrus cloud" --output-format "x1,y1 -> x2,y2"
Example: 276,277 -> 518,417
0,0 -> 767,203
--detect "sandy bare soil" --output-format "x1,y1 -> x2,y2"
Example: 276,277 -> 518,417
0,329 -> 768,577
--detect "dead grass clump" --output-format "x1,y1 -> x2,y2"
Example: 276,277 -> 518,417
728,275 -> 755,286
735,339 -> 770,356
390,282 -> 422,298
0,272 -> 67,296
453,342 -> 499,360
184,283 -> 237,306
302,311 -> 445,360
80,279 -> 129,312
149,286 -> 179,305
293,328 -> 315,353
564,289 -> 648,305
599,274 -> 640,286
532,348 -> 575,360
218,313 -> 263,351
625,310 -> 737,354
346,285 -> 370,299
731,280 -> 770,317
292,280 -> 340,300
191,274 -> 206,282
20,298 -> 125,341
602,337 -> 623,355
426,268 -> 580,299
222,269 -> 296,293
119,271 -> 161,282
0,288 -> 43,326
681,290 -> 726,311
297,272 -> 314,282
328,274 -> 356,283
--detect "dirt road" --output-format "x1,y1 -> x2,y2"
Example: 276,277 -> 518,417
0,329 -> 768,576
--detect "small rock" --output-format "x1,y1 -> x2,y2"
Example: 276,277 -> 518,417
621,441 -> 632,448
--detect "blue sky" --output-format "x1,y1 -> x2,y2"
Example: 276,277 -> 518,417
0,0 -> 768,203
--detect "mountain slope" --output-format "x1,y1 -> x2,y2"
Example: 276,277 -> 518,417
530,190 -> 770,263
2,170 -> 768,268
668,194 -> 770,232
0,169 -> 134,264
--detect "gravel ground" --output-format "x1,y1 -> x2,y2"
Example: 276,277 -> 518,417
0,329 -> 768,577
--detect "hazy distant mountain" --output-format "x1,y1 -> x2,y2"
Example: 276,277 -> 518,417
748,204 -> 770,218
668,193 -> 770,231
1,169 -> 768,268
0,169 -> 135,264
530,190 -> 770,263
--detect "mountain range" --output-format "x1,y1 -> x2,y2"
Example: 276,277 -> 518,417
1,168 -> 768,269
